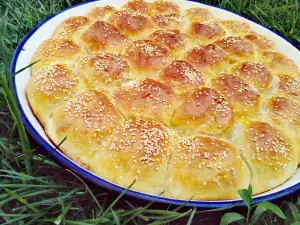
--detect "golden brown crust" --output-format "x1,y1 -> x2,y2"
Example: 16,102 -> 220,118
171,88 -> 233,135
166,135 -> 250,200
218,20 -> 250,34
266,96 -> 300,124
214,36 -> 254,60
151,14 -> 183,29
91,119 -> 172,194
277,74 -> 300,102
123,0 -> 150,15
244,32 -> 275,51
53,16 -> 91,40
211,74 -> 261,115
147,30 -> 193,57
87,5 -> 116,22
189,22 -> 226,43
28,1 -> 300,200
234,62 -> 272,93
185,7 -> 213,23
113,79 -> 175,123
26,64 -> 83,126
45,90 -> 124,167
108,10 -> 154,37
125,40 -> 169,75
185,44 -> 229,74
160,60 -> 204,92
76,53 -> 131,92
262,51 -> 299,76
150,0 -> 180,15
81,21 -> 130,53
240,121 -> 297,195
31,38 -> 83,72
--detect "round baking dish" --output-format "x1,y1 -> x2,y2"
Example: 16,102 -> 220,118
11,0 -> 300,208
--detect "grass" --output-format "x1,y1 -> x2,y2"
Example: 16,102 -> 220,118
0,0 -> 299,224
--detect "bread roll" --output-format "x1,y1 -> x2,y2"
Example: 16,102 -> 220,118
218,20 -> 250,35
237,121 -> 298,195
53,16 -> 91,40
108,10 -> 155,38
76,53 -> 132,93
150,0 -> 180,15
262,51 -> 299,76
45,90 -> 124,168
87,5 -> 116,22
211,74 -> 260,116
171,88 -> 233,135
160,60 -> 204,93
214,36 -> 254,61
166,135 -> 250,200
26,64 -> 84,126
233,62 -> 272,93
147,30 -> 194,57
123,0 -> 150,15
31,38 -> 84,72
125,40 -> 170,77
91,119 -> 172,194
81,20 -> 130,53
185,7 -> 214,23
185,44 -> 229,74
244,32 -> 275,51
151,14 -> 183,29
27,0 -> 300,200
113,78 -> 175,124
189,22 -> 226,44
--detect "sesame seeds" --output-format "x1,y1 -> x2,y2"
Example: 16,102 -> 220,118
126,40 -> 168,70
247,121 -> 293,170
81,21 -> 128,51
235,62 -> 271,91
191,22 -> 225,41
219,20 -> 250,32
33,64 -> 78,96
114,79 -> 174,120
186,44 -> 227,68
109,10 -> 152,33
215,36 -> 254,56
55,16 -> 89,38
212,74 -> 260,110
109,119 -> 169,167
152,14 -> 182,28
39,39 -> 80,59
79,53 -> 129,84
177,136 -> 236,175
186,7 -> 213,22
63,90 -> 119,131
149,30 -> 186,50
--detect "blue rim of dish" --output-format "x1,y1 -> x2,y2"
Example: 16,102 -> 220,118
11,0 -> 300,208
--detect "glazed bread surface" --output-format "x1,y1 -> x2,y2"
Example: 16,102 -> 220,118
26,0 -> 300,200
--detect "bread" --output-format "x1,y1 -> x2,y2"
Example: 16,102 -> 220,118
91,119 -> 172,194
211,73 -> 261,116
166,135 -> 250,200
45,89 -> 124,168
234,121 -> 298,195
27,0 -> 300,200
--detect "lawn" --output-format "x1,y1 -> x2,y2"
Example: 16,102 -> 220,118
0,0 -> 299,224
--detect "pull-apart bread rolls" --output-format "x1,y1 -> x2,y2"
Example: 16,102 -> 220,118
46,90 -> 124,168
27,0 -> 300,201
91,119 -> 172,194
236,121 -> 297,195
166,135 -> 250,200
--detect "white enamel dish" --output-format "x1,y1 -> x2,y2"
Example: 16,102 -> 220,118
11,0 -> 300,208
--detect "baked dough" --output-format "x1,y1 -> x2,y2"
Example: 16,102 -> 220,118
27,0 -> 300,200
